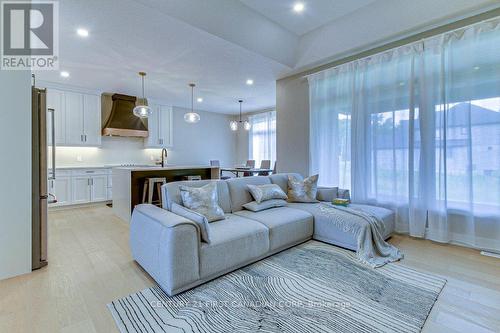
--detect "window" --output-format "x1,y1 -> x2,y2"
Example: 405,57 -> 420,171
307,17 -> 500,251
248,111 -> 276,167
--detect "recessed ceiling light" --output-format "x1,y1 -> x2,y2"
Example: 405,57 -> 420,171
293,2 -> 305,13
197,97 -> 203,103
76,28 -> 89,37
246,79 -> 254,85
60,71 -> 70,78
473,66 -> 480,70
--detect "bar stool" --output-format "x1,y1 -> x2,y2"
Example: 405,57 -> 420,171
142,177 -> 167,207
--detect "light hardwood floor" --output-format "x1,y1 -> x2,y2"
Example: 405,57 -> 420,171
1,204 -> 499,333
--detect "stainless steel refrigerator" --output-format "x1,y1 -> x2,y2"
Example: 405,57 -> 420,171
32,85 -> 57,270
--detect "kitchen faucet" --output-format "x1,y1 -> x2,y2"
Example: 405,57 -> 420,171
161,148 -> 168,167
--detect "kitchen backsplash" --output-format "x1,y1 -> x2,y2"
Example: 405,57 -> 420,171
50,136 -> 161,167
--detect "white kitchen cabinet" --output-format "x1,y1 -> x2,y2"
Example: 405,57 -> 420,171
90,175 -> 108,202
72,176 -> 92,204
48,177 -> 71,206
46,88 -> 66,145
144,104 -> 173,148
65,92 -> 85,145
83,94 -> 102,146
65,92 -> 101,146
48,168 -> 112,208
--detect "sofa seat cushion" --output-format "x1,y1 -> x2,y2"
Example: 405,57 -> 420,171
199,214 -> 269,278
288,202 -> 394,251
234,207 -> 313,251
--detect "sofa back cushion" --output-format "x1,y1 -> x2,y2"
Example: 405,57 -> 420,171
226,176 -> 271,212
269,173 -> 303,193
162,180 -> 232,213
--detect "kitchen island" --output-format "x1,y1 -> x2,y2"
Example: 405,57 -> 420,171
112,165 -> 219,222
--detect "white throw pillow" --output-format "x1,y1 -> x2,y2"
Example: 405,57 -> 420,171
243,199 -> 287,212
179,182 -> 225,222
247,184 -> 288,203
171,203 -> 212,243
287,174 -> 319,203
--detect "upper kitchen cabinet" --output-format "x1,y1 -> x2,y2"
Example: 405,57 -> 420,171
46,88 -> 66,145
144,104 -> 173,148
65,92 -> 101,146
83,94 -> 101,146
46,87 -> 102,147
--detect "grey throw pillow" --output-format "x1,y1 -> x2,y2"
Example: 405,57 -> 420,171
247,184 -> 288,203
317,187 -> 339,202
179,182 -> 225,222
171,203 -> 212,243
287,174 -> 319,203
243,199 -> 287,212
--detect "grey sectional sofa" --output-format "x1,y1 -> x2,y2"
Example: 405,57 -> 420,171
130,173 -> 394,296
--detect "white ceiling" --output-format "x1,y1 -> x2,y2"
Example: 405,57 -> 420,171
239,0 -> 378,36
35,0 -> 499,114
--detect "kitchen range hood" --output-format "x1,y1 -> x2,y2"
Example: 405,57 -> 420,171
101,93 -> 149,137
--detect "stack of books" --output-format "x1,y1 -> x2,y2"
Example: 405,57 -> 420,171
332,198 -> 350,207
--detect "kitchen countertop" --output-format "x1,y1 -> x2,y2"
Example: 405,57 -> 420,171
114,165 -> 218,171
53,164 -> 157,170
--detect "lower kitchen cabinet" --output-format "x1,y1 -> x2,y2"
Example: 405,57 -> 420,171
72,176 -> 92,204
48,177 -> 72,206
91,175 -> 108,202
49,168 -> 112,207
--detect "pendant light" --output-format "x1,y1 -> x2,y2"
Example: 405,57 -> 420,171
184,83 -> 201,123
133,72 -> 153,118
230,100 -> 251,131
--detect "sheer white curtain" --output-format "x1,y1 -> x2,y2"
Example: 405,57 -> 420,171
249,111 -> 276,167
308,18 -> 500,251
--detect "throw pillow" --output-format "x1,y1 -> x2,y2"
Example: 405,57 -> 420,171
247,184 -> 288,203
317,187 -> 339,202
287,174 -> 319,203
179,182 -> 225,222
243,199 -> 287,212
171,203 -> 212,243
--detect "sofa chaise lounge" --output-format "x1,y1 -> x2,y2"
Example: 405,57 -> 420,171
130,173 -> 394,296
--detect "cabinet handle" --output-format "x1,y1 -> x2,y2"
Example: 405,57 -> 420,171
85,134 -> 87,142
81,134 -> 83,142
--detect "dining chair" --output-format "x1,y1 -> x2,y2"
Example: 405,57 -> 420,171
258,160 -> 271,176
243,160 -> 255,177
210,160 -> 231,180
272,161 -> 277,174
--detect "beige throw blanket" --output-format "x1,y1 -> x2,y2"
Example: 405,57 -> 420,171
318,203 -> 403,267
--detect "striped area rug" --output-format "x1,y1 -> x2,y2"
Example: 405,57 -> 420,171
108,241 -> 446,333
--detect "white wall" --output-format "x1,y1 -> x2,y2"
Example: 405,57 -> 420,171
168,107 -> 237,167
0,71 -> 32,280
54,107 -> 238,167
276,77 -> 310,176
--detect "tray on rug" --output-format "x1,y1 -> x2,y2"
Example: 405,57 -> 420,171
108,241 -> 446,333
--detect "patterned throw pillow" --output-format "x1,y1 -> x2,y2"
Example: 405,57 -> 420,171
247,184 -> 288,203
171,203 -> 212,243
287,174 -> 319,203
179,182 -> 225,222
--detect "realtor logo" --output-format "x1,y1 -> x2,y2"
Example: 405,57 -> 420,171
1,1 -> 59,70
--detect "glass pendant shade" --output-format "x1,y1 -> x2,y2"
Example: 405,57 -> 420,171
133,105 -> 153,118
230,99 -> 250,131
184,112 -> 200,123
184,83 -> 200,123
134,72 -> 152,118
230,120 -> 238,131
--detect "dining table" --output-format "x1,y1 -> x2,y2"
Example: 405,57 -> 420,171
220,167 -> 273,177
